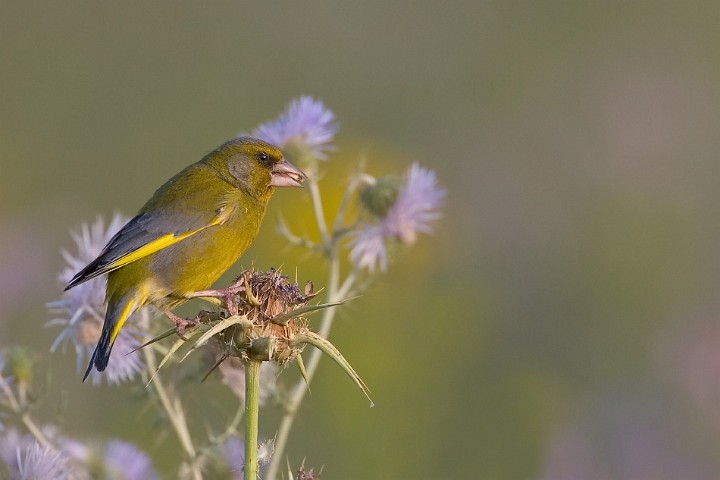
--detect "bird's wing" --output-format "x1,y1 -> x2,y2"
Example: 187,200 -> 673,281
65,209 -> 224,290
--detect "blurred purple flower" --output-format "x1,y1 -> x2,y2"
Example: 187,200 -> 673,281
0,431 -> 72,480
222,436 -> 274,478
350,163 -> 445,272
16,442 -> 71,480
252,96 -> 338,159
58,437 -> 89,465
386,163 -> 446,244
47,215 -> 148,385
103,440 -> 158,480
0,429 -> 26,473
216,353 -> 278,406
349,224 -> 389,272
222,435 -> 244,477
58,437 -> 156,480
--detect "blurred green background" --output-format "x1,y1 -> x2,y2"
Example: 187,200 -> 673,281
2,1 -> 720,478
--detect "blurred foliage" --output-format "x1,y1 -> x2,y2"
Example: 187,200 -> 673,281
2,1 -> 720,478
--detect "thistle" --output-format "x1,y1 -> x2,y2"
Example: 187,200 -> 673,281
144,268 -> 371,480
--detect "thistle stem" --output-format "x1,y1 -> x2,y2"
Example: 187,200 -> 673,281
266,249 -> 355,480
0,378 -> 53,449
308,178 -> 330,245
332,175 -> 360,234
20,413 -> 52,449
142,347 -> 202,480
244,360 -> 262,480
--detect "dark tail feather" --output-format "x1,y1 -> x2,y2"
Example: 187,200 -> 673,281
82,316 -> 117,382
82,296 -> 136,382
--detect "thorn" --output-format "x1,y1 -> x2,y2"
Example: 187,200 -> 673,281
296,354 -> 311,394
201,353 -> 229,383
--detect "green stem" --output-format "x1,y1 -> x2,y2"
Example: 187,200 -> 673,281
0,379 -> 52,449
332,175 -> 360,234
142,346 -> 202,480
20,413 -> 52,449
244,360 -> 262,480
266,251 -> 357,480
308,178 -> 330,245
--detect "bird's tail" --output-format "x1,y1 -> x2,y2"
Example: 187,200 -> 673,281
83,297 -> 137,381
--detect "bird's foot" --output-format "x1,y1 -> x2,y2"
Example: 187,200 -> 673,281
186,282 -> 247,315
165,311 -> 198,340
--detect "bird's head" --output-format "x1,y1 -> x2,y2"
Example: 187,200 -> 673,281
207,136 -> 306,199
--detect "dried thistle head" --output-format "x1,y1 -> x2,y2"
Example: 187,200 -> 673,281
146,268 -> 371,405
219,268 -> 319,365
235,269 -> 317,321
296,460 -> 322,480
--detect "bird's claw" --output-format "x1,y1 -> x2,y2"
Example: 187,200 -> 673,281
165,311 -> 198,340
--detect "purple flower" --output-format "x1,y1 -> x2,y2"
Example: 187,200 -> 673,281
252,96 -> 338,159
16,442 -> 71,480
385,163 -> 446,244
58,437 -> 157,480
47,215 -> 148,385
102,440 -> 158,480
0,432 -> 72,480
350,163 -> 445,272
0,429 -> 26,473
58,437 -> 89,465
222,435 -> 245,477
221,436 -> 274,478
216,353 -> 278,406
349,224 -> 389,272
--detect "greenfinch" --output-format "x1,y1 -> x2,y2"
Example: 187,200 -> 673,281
65,136 -> 305,380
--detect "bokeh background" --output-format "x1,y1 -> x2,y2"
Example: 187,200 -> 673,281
2,1 -> 720,478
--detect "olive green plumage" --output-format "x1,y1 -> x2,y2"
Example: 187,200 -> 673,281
65,137 -> 305,380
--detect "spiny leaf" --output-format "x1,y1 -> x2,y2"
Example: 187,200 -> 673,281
201,353 -> 229,383
146,331 -> 199,386
179,315 -> 252,362
295,353 -> 311,393
271,300 -> 349,326
276,213 -> 318,251
128,327 -> 178,355
291,331 -> 373,406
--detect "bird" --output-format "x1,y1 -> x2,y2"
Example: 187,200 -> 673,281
64,136 -> 306,381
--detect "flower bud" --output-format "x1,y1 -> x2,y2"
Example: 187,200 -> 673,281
359,175 -> 401,218
4,347 -> 35,383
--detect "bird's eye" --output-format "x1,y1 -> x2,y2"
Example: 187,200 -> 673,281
258,152 -> 270,164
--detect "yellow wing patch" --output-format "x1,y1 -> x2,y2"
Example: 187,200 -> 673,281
105,217 -> 223,272
109,297 -> 137,346
109,282 -> 153,346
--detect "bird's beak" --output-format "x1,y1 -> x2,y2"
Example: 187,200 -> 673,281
270,159 -> 306,187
